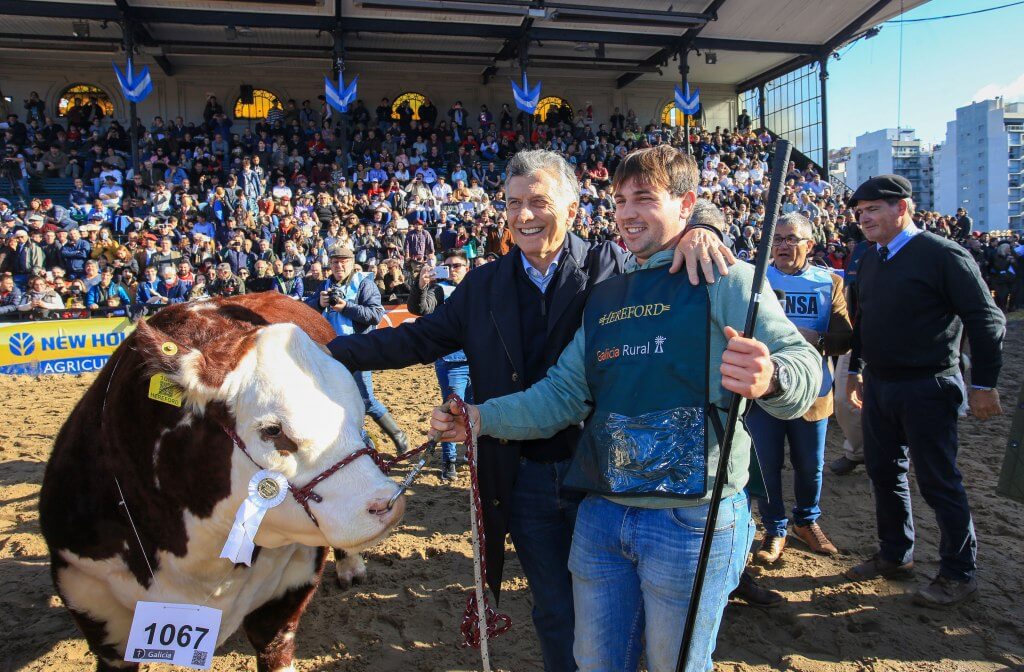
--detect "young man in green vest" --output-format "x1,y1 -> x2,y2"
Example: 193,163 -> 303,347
430,145 -> 821,671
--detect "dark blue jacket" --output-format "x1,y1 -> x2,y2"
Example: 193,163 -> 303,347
61,240 -> 92,276
327,233 -> 627,596
157,279 -> 192,303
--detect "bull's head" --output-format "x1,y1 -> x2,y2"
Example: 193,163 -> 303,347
133,315 -> 405,552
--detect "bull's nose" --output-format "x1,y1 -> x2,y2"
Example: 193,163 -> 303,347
369,491 -> 405,516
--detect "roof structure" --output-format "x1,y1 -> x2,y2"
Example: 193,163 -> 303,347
0,0 -> 930,90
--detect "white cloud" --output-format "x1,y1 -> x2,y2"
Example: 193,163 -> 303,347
972,72 -> 1024,102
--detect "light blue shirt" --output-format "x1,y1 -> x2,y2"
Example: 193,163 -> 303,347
876,223 -> 921,259
521,249 -> 562,293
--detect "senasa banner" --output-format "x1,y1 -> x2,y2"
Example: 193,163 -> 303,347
0,317 -> 134,375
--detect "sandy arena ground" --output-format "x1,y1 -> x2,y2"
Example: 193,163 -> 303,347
1,321 -> 1022,672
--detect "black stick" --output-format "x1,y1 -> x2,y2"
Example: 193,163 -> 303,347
675,139 -> 792,672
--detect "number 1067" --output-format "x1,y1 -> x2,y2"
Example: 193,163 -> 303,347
143,623 -> 210,649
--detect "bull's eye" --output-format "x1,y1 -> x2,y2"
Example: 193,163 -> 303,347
260,424 -> 283,439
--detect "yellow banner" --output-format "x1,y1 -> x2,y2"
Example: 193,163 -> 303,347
0,317 -> 135,375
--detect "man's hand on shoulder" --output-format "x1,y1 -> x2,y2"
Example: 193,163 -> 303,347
671,227 -> 736,285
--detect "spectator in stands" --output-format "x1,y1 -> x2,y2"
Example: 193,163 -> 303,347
61,228 -> 91,278
86,266 -> 130,313
209,261 -> 245,298
10,228 -> 44,284
485,220 -> 513,257
153,264 -> 192,306
275,262 -> 304,299
403,218 -> 434,262
18,274 -> 64,314
247,259 -> 278,293
0,272 -> 22,315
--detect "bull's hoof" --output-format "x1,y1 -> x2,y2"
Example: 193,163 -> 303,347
333,549 -> 367,590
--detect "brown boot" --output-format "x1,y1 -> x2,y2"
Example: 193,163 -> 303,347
792,523 -> 838,555
755,535 -> 786,564
844,553 -> 915,581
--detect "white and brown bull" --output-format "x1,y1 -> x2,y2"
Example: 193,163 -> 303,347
40,293 -> 405,671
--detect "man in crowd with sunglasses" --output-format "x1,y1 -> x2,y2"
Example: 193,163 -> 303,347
410,249 -> 473,481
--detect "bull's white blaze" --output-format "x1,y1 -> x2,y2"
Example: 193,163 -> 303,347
57,323 -> 405,659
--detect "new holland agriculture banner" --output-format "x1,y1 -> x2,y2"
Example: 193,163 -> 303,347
0,306 -> 417,375
0,317 -> 134,375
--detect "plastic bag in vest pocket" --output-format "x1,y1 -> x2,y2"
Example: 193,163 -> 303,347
599,406 -> 707,497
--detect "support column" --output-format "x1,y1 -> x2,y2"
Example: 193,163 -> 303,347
121,18 -> 140,177
679,48 -> 691,155
519,37 -> 532,145
757,82 -> 766,130
332,28 -> 351,170
819,55 -> 830,178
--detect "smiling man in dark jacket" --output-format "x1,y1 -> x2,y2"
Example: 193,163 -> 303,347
327,149 -> 731,671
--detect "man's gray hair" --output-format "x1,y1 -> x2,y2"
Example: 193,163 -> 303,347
777,212 -> 814,240
504,149 -> 580,207
689,199 -> 726,231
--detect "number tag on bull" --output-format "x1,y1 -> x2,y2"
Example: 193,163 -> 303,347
125,601 -> 221,669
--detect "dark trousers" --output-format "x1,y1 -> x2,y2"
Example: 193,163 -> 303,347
862,372 -> 977,581
507,457 -> 579,672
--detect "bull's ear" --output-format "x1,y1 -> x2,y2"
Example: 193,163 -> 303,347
132,319 -> 205,388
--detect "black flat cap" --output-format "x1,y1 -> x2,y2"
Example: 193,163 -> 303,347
849,174 -> 912,207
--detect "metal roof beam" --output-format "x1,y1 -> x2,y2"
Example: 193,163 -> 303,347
615,0 -> 728,89
0,1 -> 119,20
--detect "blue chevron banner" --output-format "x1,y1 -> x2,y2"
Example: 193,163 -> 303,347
325,73 -> 358,113
511,73 -> 541,115
113,57 -> 153,104
674,82 -> 700,116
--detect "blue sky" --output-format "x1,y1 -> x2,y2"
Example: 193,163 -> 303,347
828,0 -> 1024,149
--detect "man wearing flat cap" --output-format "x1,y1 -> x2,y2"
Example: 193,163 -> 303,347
843,174 -> 1005,607
306,245 -> 409,454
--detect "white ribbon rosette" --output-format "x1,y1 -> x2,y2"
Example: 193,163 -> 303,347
220,470 -> 289,566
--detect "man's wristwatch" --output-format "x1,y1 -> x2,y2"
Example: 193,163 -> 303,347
761,358 -> 790,400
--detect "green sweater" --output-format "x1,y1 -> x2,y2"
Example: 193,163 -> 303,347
478,249 -> 823,508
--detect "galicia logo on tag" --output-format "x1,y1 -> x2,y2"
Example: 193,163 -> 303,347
133,648 -> 175,661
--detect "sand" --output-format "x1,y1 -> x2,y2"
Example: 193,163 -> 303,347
1,323 -> 1022,672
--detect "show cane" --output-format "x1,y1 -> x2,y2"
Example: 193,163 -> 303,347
674,139 -> 793,672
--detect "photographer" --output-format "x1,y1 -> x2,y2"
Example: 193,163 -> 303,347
305,245 -> 409,454
2,144 -> 30,200
410,249 -> 472,481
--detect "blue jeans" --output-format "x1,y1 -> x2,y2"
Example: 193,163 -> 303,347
433,359 -> 472,465
353,370 -> 387,421
568,493 -> 752,672
507,458 -> 579,672
745,404 -> 827,538
862,373 -> 976,581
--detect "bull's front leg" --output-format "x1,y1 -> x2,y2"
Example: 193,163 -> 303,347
332,548 -> 367,589
242,549 -> 326,672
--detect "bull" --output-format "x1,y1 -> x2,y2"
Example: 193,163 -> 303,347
40,293 -> 406,671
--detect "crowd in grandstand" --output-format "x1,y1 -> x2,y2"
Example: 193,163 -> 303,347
0,92 -> 1021,321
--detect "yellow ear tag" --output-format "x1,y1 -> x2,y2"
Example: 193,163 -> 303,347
161,342 -> 179,356
148,373 -> 184,407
